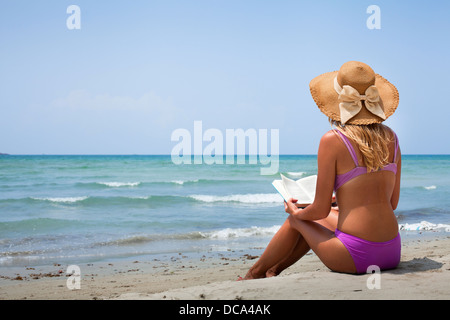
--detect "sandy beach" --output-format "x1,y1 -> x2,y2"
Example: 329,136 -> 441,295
0,232 -> 449,301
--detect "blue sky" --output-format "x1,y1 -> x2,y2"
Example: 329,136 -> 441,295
1,0 -> 449,155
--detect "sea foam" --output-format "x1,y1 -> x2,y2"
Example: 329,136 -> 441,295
31,196 -> 88,203
399,220 -> 450,232
189,193 -> 283,204
96,182 -> 140,187
285,171 -> 306,177
200,225 -> 281,239
171,179 -> 199,185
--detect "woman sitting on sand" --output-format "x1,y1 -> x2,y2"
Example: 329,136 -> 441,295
242,61 -> 402,279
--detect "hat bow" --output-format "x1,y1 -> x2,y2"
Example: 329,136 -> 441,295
334,77 -> 386,124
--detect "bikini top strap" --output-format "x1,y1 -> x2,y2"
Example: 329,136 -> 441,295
334,130 -> 359,166
393,132 -> 399,161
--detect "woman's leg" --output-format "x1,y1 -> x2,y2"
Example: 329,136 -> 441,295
243,217 -> 301,279
264,208 -> 339,277
265,233 -> 309,277
287,215 -> 356,273
243,209 -> 355,279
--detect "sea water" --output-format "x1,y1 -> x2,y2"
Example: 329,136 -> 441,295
0,155 -> 449,267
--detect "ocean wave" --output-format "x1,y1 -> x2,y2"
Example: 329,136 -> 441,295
189,193 -> 283,204
1,193 -> 285,207
94,225 -> 281,247
170,179 -> 199,185
105,222 -> 450,244
399,220 -> 450,232
96,182 -> 141,187
423,185 -> 437,190
285,171 -> 306,178
96,232 -> 207,247
0,249 -> 48,257
73,179 -> 253,189
1,195 -> 191,206
168,179 -> 259,186
0,218 -> 90,232
30,196 -> 88,203
200,225 -> 281,239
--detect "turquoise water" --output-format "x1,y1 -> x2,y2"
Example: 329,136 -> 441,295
0,155 -> 449,267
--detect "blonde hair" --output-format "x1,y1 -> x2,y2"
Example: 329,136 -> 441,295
329,119 -> 395,172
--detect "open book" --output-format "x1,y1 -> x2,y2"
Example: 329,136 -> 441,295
272,174 -> 317,206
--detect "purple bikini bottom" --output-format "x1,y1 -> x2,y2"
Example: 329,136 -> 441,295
335,229 -> 401,274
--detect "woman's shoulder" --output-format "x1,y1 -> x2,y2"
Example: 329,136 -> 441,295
320,130 -> 340,143
318,130 -> 342,151
317,130 -> 343,160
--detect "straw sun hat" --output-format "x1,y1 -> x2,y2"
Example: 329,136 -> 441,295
309,61 -> 399,125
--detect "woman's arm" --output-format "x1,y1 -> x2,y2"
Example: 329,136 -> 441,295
285,131 -> 337,221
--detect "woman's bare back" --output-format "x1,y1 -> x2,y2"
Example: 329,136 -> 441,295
333,130 -> 401,241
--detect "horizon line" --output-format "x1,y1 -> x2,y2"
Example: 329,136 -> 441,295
2,153 -> 450,156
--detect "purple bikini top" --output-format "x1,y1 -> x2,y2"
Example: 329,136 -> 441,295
334,130 -> 399,191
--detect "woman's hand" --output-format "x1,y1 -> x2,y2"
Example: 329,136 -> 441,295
284,198 -> 300,216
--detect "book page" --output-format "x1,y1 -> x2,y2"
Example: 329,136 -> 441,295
295,175 -> 317,203
280,174 -> 311,204
272,180 -> 290,201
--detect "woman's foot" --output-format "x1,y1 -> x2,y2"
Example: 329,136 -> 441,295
265,268 -> 279,278
239,267 -> 266,280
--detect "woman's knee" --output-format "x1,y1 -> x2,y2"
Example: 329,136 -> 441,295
287,214 -> 307,232
286,214 -> 298,228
